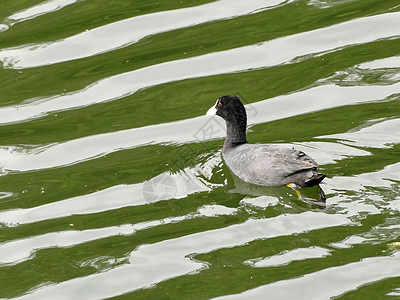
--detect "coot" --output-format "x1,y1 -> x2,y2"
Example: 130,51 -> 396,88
206,95 -> 326,202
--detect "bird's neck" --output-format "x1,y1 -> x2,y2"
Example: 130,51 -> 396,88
223,120 -> 248,153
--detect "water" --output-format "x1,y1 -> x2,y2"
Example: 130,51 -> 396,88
0,0 -> 399,299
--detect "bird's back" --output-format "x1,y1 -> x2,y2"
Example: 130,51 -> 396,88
222,143 -> 325,187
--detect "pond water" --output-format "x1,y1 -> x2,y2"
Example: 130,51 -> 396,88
0,0 -> 399,299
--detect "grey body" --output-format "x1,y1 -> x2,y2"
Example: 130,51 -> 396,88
223,143 -> 321,187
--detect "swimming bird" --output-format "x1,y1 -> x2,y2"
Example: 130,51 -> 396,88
206,95 -> 326,203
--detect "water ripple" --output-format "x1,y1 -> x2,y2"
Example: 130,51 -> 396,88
318,118 -> 400,148
244,246 -> 332,268
12,212 -> 351,300
0,0 -> 286,67
0,204 -> 236,265
214,252 -> 400,299
0,0 -> 78,32
0,166 -> 211,226
0,12 -> 398,124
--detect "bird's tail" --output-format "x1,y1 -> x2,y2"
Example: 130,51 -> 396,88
304,173 -> 326,187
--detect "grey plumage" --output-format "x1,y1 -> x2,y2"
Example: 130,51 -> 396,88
223,143 -> 325,187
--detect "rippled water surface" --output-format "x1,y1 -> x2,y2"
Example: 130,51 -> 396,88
0,0 -> 399,299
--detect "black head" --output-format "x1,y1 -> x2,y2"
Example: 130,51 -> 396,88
206,95 -> 248,150
206,95 -> 247,126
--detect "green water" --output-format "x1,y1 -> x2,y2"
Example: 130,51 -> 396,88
0,0 -> 399,299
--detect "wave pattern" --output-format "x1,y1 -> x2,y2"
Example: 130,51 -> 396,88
0,0 -> 399,299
